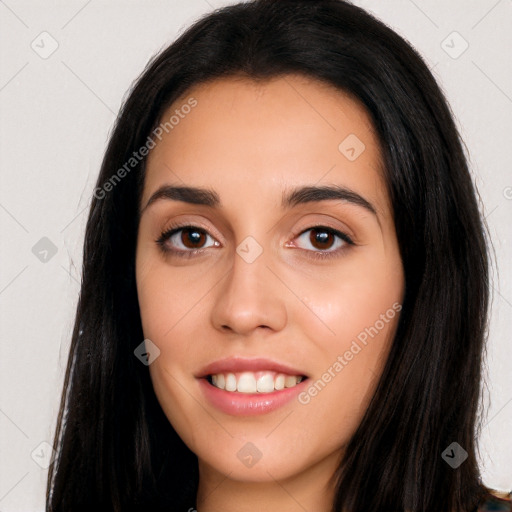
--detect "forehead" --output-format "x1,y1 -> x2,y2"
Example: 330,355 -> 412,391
142,74 -> 389,218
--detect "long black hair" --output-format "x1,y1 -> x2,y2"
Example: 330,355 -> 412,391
46,1 -> 493,510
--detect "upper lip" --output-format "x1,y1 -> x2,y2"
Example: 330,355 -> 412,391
196,357 -> 308,379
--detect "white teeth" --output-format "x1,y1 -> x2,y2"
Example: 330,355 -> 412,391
256,373 -> 275,393
209,371 -> 304,393
237,372 -> 257,393
225,373 -> 237,392
284,375 -> 298,388
274,374 -> 285,390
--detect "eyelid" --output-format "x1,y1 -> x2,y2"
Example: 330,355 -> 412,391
158,216 -> 224,242
290,219 -> 355,243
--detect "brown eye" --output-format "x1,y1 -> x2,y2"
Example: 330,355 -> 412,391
309,228 -> 336,250
157,225 -> 219,257
294,225 -> 354,259
179,228 -> 207,249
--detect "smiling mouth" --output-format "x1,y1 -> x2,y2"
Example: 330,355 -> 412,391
206,370 -> 307,393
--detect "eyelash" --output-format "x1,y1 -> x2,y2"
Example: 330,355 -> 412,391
155,223 -> 355,260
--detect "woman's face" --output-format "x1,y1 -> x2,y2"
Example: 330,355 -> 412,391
136,74 -> 404,487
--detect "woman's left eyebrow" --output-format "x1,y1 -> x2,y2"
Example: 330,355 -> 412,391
140,183 -> 377,218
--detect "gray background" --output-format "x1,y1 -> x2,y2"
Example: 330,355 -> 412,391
0,0 -> 511,509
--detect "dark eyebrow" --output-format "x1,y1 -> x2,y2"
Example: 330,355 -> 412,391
141,185 -> 221,214
282,184 -> 377,215
140,184 -> 377,217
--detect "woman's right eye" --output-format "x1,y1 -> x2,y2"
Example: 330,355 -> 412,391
156,225 -> 219,258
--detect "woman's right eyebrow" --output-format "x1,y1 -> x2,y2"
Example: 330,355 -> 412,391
140,183 -> 378,218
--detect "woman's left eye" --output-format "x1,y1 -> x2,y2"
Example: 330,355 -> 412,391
293,226 -> 354,259
156,224 -> 354,259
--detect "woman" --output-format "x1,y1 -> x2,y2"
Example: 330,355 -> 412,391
46,0 -> 511,510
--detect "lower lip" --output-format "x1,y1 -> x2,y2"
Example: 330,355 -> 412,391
198,377 -> 308,416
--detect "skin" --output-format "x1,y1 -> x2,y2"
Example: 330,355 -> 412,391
135,74 -> 405,512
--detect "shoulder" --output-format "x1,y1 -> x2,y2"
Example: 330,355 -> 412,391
477,489 -> 512,511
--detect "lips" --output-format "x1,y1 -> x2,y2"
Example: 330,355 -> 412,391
196,357 -> 309,415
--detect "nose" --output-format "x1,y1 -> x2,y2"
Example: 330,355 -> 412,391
210,245 -> 288,337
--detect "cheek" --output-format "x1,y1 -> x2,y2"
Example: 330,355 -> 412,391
135,255 -> 215,441
136,266 -> 205,447
136,252 -> 207,339
297,256 -> 402,349
295,258 -> 403,414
